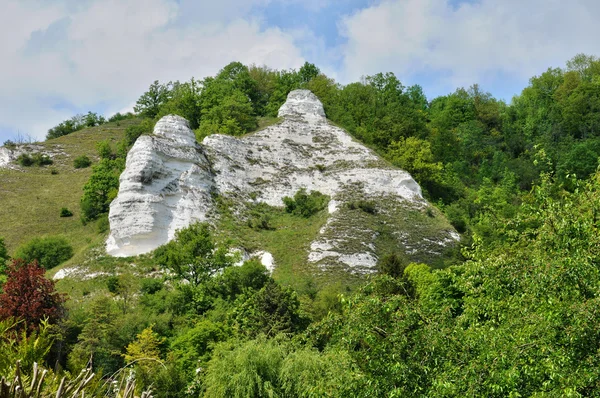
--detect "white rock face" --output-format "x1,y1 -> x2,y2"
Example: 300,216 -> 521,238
0,147 -> 11,168
107,90 -> 458,271
106,115 -> 214,256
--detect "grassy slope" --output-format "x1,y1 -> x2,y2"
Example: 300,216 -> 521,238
0,121 -> 135,258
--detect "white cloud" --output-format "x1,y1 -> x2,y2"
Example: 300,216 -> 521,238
0,0 -> 305,141
338,0 -> 600,93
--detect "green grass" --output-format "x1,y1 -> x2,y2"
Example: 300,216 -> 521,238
0,121 -> 134,257
54,245 -> 158,303
213,197 -> 329,292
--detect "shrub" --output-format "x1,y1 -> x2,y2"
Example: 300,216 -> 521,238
283,188 -> 329,218
17,153 -> 53,167
73,155 -> 92,169
106,275 -> 120,293
31,153 -> 53,166
14,236 -> 73,269
108,112 -> 135,122
140,278 -> 164,295
16,153 -> 33,166
50,168 -> 59,175
0,259 -> 66,328
59,207 -> 73,217
347,199 -> 377,214
377,253 -> 409,279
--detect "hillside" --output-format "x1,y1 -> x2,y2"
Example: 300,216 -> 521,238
4,56 -> 600,397
106,90 -> 457,286
0,120 -> 134,259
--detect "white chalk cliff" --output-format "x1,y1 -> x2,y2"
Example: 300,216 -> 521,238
107,90 -> 458,273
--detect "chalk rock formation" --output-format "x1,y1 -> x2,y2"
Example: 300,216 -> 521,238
106,115 -> 214,256
107,90 -> 458,273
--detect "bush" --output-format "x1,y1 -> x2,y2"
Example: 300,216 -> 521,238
14,236 -> 73,269
17,153 -> 53,167
108,112 -> 135,123
377,253 -> 409,279
59,207 -> 73,217
283,188 -> 329,218
32,153 -> 53,166
106,276 -> 120,293
16,153 -> 33,166
140,278 -> 164,295
347,199 -> 377,214
73,155 -> 92,169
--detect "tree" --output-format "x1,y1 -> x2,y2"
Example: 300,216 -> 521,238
156,79 -> 202,128
386,136 -> 444,196
298,62 -> 320,85
134,80 -> 172,118
81,158 -> 123,222
123,325 -> 165,387
154,223 -> 233,287
0,259 -> 65,329
231,279 -> 308,337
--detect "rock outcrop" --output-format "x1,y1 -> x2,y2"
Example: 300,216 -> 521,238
107,90 -> 458,273
106,116 -> 214,256
0,144 -> 62,169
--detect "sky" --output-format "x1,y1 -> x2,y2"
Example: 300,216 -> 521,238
2,0 -> 600,142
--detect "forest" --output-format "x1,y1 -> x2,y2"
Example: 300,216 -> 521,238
2,54 -> 600,396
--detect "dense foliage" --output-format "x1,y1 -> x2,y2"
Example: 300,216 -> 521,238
80,140 -> 127,222
6,54 -> 600,396
0,260 -> 65,329
73,154 -> 92,169
14,236 -> 73,269
46,111 -> 106,140
16,153 -> 53,167
282,189 -> 329,218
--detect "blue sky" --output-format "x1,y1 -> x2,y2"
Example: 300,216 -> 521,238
1,0 -> 600,142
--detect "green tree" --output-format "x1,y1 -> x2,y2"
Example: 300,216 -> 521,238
386,136 -> 443,186
80,158 -> 122,222
157,79 -> 202,128
154,222 -> 233,287
231,279 -> 308,337
123,325 -> 165,388
134,80 -> 172,118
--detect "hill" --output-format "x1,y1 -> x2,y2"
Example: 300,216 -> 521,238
0,121 -> 137,259
106,90 -> 457,286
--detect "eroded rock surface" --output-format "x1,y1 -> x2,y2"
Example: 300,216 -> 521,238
108,90 -> 458,273
106,115 -> 214,256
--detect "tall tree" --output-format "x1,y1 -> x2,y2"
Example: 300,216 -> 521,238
154,222 -> 233,287
134,80 -> 172,118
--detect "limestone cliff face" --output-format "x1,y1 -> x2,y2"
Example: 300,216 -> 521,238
106,115 -> 214,256
107,90 -> 458,273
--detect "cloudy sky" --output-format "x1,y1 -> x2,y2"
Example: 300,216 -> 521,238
1,0 -> 599,142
